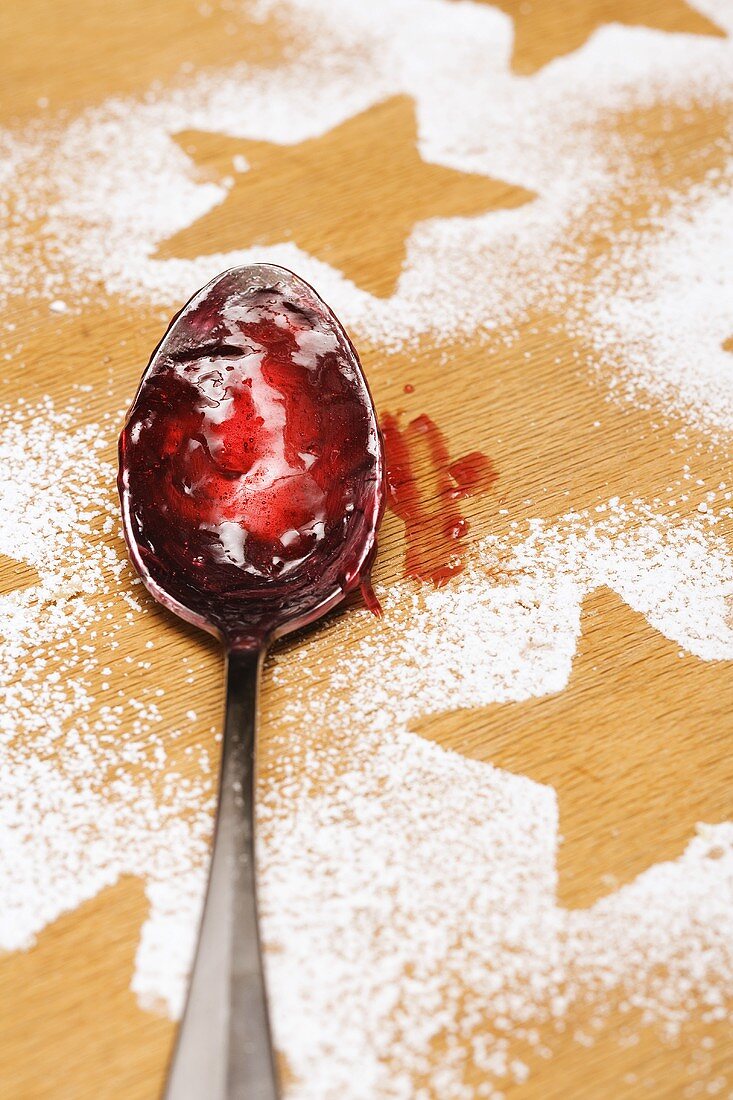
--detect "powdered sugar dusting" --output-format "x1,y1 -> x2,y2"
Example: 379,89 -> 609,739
0,399 -> 211,1017
1,0 -> 732,365
583,187 -> 733,438
260,503 -> 733,1098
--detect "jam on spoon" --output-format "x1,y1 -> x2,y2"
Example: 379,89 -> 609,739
118,264 -> 385,1100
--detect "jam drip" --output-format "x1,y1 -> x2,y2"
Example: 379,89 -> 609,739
119,266 -> 384,645
381,412 -> 497,585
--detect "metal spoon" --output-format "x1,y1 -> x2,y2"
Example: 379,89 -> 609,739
118,264 -> 385,1100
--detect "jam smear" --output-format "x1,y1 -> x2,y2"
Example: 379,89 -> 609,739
447,452 -> 498,499
119,265 -> 385,648
381,412 -> 497,585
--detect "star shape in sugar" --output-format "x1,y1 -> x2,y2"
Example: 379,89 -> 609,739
414,587 -> 733,909
481,0 -> 725,74
0,879 -> 172,1097
156,95 -> 535,298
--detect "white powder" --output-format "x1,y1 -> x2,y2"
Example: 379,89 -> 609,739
0,0 -> 731,358
583,187 -> 733,439
0,399 -> 212,1017
260,503 -> 733,1098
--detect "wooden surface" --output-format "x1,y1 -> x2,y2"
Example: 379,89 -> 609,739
1,1 -> 732,1097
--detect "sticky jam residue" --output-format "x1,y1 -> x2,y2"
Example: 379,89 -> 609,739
381,412 -> 497,585
119,266 -> 384,645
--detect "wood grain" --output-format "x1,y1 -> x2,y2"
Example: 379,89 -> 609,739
1,1 -> 731,1097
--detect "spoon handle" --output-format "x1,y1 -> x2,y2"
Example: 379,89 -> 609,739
163,647 -> 280,1100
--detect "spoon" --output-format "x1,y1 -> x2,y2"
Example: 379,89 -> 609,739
118,264 -> 385,1100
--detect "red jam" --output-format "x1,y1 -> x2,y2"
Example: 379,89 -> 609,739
119,265 -> 385,648
381,412 -> 497,585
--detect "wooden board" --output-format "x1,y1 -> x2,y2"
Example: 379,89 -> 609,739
1,1 -> 731,1097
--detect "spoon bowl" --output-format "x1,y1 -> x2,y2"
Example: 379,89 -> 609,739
119,263 -> 384,649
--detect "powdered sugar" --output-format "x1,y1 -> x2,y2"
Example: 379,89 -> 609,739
260,503 -> 733,1098
1,0 -> 732,359
584,186 -> 733,438
0,400 -> 211,1017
